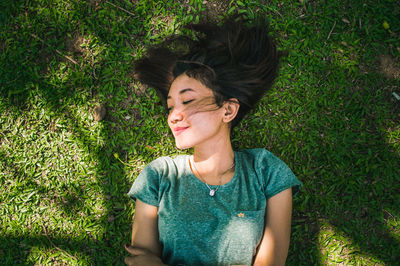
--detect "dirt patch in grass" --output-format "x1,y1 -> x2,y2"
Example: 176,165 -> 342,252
87,0 -> 103,10
65,32 -> 85,56
93,104 -> 107,121
200,0 -> 231,22
359,53 -> 400,84
379,54 -> 400,80
129,80 -> 147,96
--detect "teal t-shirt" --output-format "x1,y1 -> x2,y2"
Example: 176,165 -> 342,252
128,148 -> 302,266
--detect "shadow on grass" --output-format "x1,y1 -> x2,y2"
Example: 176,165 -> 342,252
0,1 -> 138,264
1,0 -> 399,265
279,54 -> 399,264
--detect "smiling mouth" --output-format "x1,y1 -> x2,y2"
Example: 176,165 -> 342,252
173,127 -> 189,136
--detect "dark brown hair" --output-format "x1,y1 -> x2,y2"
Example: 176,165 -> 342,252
134,17 -> 281,128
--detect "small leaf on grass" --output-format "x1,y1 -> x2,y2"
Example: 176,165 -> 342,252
228,6 -> 235,14
382,21 -> 390,30
145,145 -> 154,150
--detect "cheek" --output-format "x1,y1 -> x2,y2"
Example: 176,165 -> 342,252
190,112 -> 221,130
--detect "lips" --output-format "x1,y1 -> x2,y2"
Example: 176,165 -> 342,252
173,126 -> 189,136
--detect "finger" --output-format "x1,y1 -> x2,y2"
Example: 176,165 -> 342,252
124,256 -> 135,265
124,245 -> 147,256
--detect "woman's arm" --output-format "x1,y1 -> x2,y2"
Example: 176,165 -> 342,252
253,188 -> 293,266
125,199 -> 166,266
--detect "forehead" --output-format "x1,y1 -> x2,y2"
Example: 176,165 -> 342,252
167,74 -> 213,99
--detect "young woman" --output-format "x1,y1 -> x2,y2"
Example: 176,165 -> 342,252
125,17 -> 302,266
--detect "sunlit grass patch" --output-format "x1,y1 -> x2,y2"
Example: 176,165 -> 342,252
318,221 -> 383,265
26,245 -> 89,265
384,209 -> 400,241
383,124 -> 400,153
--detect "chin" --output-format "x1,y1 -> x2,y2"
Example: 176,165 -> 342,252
174,135 -> 198,150
175,141 -> 193,150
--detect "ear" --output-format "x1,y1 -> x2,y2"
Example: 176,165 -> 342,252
222,98 -> 240,123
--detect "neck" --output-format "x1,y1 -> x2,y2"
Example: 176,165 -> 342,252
191,131 -> 235,185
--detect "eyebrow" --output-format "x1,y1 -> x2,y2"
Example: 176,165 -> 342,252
167,88 -> 195,99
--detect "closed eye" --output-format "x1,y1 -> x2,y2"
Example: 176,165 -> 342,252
183,99 -> 194,105
167,100 -> 194,114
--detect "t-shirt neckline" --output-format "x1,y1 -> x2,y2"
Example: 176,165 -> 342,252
185,150 -> 239,190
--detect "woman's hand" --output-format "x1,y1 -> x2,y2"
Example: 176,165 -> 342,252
124,245 -> 167,266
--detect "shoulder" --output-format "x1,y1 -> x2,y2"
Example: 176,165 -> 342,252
143,155 -> 188,178
127,155 -> 189,205
146,156 -> 172,171
237,148 -> 302,198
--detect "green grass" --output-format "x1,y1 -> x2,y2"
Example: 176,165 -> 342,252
0,0 -> 399,264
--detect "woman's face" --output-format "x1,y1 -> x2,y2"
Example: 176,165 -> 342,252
167,74 -> 228,149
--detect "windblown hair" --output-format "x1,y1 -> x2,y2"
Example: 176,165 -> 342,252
134,17 -> 281,128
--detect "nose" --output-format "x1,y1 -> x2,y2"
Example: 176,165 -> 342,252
168,108 -> 184,124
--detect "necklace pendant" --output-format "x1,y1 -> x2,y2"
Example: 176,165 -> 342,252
209,189 -> 216,196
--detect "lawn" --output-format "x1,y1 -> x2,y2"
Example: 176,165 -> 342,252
0,0 -> 399,265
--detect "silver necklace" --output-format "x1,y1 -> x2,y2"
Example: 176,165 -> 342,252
190,157 -> 235,197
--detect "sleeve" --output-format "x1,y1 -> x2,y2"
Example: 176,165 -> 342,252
258,150 -> 302,199
127,160 -> 162,207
